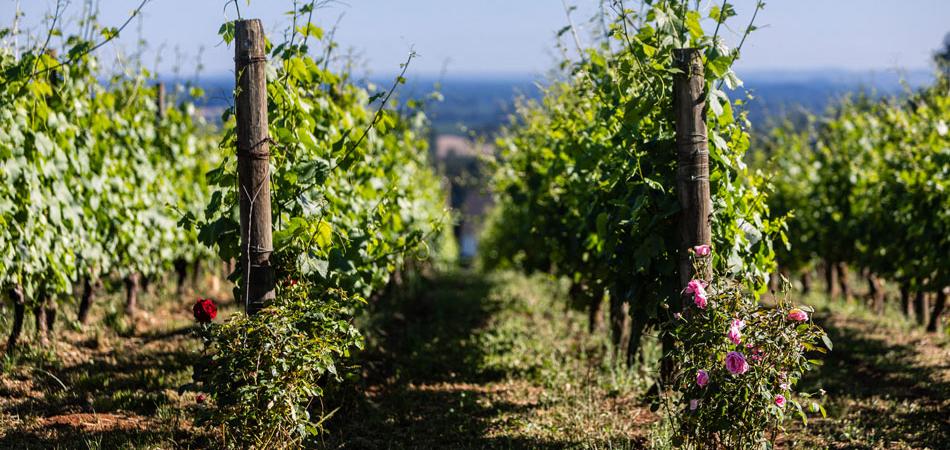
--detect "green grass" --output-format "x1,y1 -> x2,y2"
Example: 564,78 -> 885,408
780,287 -> 950,449
321,269 -> 656,449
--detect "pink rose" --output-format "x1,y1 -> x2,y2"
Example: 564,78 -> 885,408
685,279 -> 707,294
696,369 -> 709,387
673,312 -> 683,320
788,308 -> 808,322
725,351 -> 749,375
694,245 -> 711,256
689,399 -> 700,410
727,319 -> 744,345
685,280 -> 709,309
694,291 -> 708,309
728,326 -> 742,345
775,394 -> 786,408
779,382 -> 790,391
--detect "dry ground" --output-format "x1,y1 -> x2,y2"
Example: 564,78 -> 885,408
0,274 -> 230,449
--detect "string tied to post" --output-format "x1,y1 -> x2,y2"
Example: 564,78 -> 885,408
236,136 -> 276,160
249,245 -> 274,255
676,132 -> 708,145
234,55 -> 268,64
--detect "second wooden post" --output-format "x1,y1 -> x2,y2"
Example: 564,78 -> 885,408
235,19 -> 275,314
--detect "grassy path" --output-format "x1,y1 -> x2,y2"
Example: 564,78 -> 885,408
1,271 -> 948,449
786,294 -> 950,450
322,270 -> 654,450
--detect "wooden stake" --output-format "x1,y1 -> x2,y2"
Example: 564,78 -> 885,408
673,48 -> 712,301
6,286 -> 25,349
77,277 -> 100,325
33,292 -> 50,346
900,283 -> 912,317
235,19 -> 275,315
927,289 -> 946,332
156,81 -> 166,120
915,290 -> 929,325
662,48 -> 713,383
125,272 -> 141,316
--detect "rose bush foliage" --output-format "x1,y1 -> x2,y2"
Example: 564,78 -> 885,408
661,253 -> 831,449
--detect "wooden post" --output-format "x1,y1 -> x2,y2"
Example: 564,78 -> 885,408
915,290 -> 929,325
673,48 -> 712,297
124,272 -> 141,316
6,286 -> 25,349
800,270 -> 812,294
825,261 -> 840,300
868,272 -> 885,315
156,81 -> 166,119
927,289 -> 946,332
235,19 -> 275,315
837,262 -> 852,300
661,48 -> 712,382
33,292 -> 50,346
77,277 -> 100,325
900,283 -> 912,317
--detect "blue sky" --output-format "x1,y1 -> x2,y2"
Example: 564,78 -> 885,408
2,0 -> 949,78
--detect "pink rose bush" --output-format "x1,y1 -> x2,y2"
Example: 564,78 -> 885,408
659,248 -> 831,449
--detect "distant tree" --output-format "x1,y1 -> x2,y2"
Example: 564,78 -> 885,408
935,32 -> 950,80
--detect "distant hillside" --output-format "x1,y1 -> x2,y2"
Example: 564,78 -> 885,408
172,68 -> 936,135
739,68 -> 934,127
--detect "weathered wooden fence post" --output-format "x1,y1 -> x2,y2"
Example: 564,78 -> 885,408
234,19 -> 275,315
662,48 -> 712,380
673,47 -> 712,304
156,81 -> 166,120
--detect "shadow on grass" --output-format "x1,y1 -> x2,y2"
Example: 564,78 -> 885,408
0,328 -> 206,449
794,312 -> 950,449
321,270 -> 646,450
0,426 -> 207,450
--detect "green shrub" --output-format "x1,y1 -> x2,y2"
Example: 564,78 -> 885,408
660,250 -> 830,449
190,284 -> 362,448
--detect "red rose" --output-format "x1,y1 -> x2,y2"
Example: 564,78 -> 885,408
196,395 -> 205,404
193,298 -> 217,323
